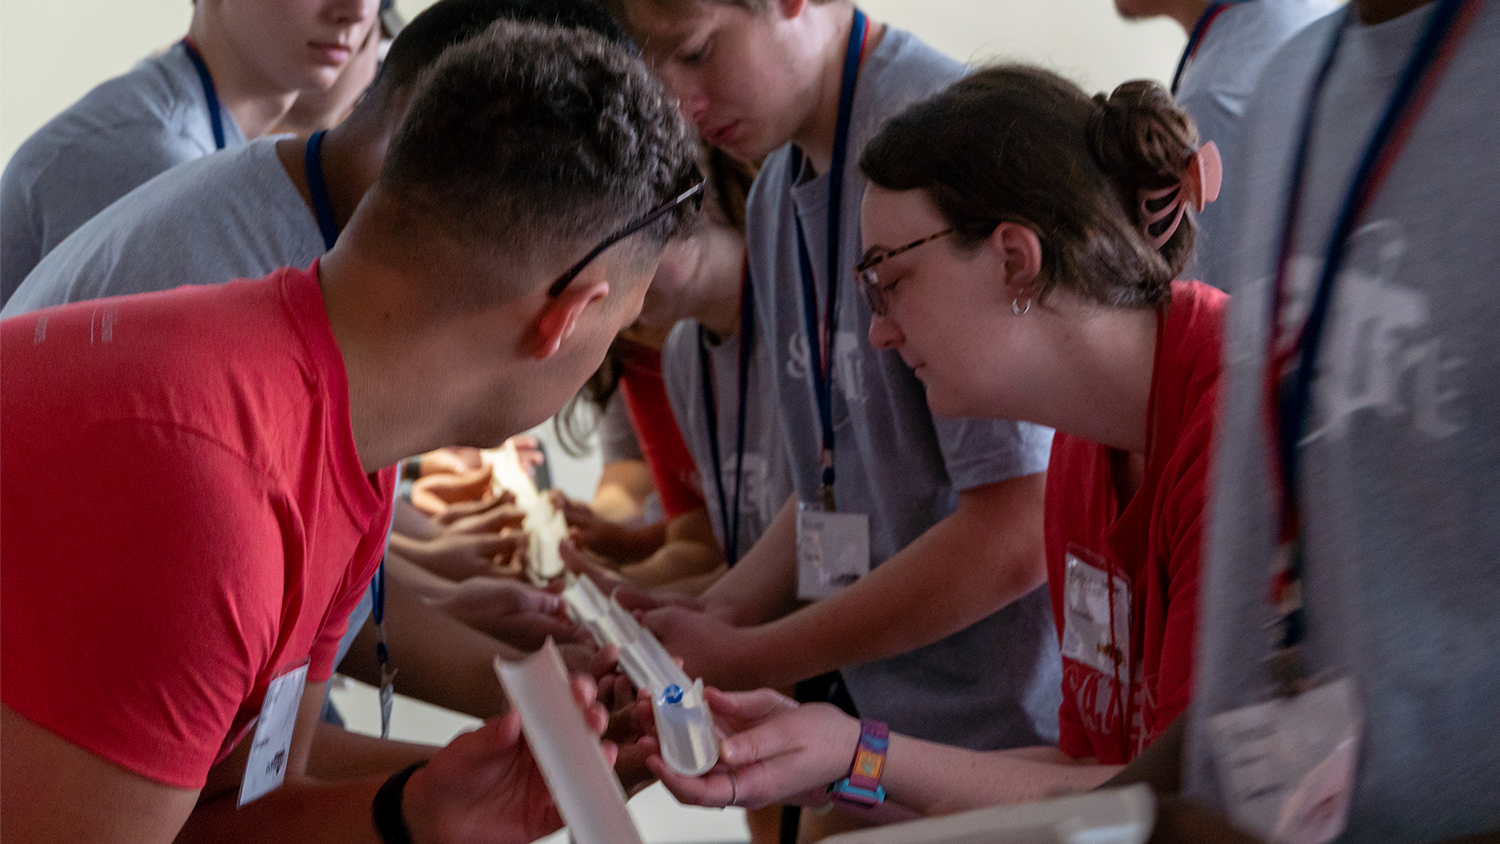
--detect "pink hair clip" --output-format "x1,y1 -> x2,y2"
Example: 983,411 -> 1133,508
1137,140 -> 1223,249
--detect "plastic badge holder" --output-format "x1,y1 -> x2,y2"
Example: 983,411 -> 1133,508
819,784 -> 1156,844
561,574 -> 721,776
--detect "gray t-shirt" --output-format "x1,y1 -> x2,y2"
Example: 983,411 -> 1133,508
746,27 -> 1060,750
1175,0 -> 1336,291
5,138 -> 321,317
1,42 -> 249,305
662,315 -> 794,562
1184,6 -> 1500,841
0,135 -> 371,674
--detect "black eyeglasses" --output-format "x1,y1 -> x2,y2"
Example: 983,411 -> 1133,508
547,168 -> 707,297
853,227 -> 956,316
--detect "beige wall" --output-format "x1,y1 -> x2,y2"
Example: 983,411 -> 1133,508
0,1 -> 1184,165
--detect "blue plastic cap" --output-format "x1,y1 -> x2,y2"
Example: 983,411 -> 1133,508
662,684 -> 684,705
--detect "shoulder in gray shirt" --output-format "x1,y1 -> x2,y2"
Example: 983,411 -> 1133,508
4,138 -> 317,317
1,43 -> 248,304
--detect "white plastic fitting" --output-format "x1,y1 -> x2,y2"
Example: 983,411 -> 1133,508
561,574 -> 720,776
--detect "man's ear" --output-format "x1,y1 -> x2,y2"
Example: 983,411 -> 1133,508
532,279 -> 610,360
988,222 -> 1043,302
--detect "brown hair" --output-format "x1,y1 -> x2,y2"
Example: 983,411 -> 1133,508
604,0 -> 837,20
860,65 -> 1200,309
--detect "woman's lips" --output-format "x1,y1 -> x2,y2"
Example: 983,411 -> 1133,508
706,120 -> 740,146
308,42 -> 352,66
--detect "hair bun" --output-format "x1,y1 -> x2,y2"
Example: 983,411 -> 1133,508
1087,80 -> 1198,194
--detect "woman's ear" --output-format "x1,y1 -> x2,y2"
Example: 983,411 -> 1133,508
988,222 -> 1043,303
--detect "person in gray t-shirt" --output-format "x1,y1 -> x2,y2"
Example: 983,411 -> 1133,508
1111,2 -> 1500,841
1114,0 -> 1336,291
651,162 -> 794,570
609,0 -> 1060,755
0,0 -> 382,304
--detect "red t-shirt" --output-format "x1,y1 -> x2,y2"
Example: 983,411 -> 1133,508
1,263 -> 395,788
617,339 -> 707,519
1046,280 -> 1226,764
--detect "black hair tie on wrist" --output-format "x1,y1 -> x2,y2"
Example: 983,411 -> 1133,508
373,761 -> 428,844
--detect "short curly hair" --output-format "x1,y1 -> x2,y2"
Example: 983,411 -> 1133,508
378,20 -> 698,279
603,0 -> 837,22
374,0 -> 632,98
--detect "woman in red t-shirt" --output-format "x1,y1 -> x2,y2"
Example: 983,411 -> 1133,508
648,66 -> 1227,815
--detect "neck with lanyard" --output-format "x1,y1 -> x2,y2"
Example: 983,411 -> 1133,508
792,7 -> 869,512
304,130 -> 342,251
697,260 -> 755,566
1170,1 -> 1242,94
304,128 -> 398,735
1263,0 -> 1481,696
179,38 -> 229,151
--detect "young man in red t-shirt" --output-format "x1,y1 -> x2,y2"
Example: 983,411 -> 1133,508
1,21 -> 699,844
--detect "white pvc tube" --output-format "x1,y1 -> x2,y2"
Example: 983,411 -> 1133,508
493,642 -> 645,844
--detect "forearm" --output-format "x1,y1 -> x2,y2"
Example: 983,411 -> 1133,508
384,552 -> 460,602
177,773 -> 387,844
654,566 -> 729,597
592,459 -> 655,522
618,508 -> 725,587
342,578 -> 517,719
388,534 -> 474,581
584,519 -> 671,564
742,475 -> 1047,688
309,722 -> 436,781
619,541 -> 724,588
882,737 -> 1118,816
393,498 -> 442,540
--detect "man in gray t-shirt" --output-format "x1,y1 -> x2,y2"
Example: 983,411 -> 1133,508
1117,2 -> 1500,841
612,0 -> 1060,753
0,2 -> 381,304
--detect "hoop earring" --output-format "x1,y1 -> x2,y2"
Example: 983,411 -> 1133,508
1011,297 -> 1031,316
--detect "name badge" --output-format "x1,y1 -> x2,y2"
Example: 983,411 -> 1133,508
1206,676 -> 1362,844
1059,551 -> 1132,679
238,660 -> 310,806
796,502 -> 869,600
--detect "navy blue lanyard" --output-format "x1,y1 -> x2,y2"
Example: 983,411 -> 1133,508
304,130 -> 341,250
1262,0 -> 1479,681
179,39 -> 228,151
1268,0 -> 1479,534
1170,2 -> 1237,94
697,262 -> 755,565
792,8 -> 868,510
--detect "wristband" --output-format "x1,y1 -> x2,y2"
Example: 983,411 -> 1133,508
827,719 -> 887,807
372,761 -> 427,844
